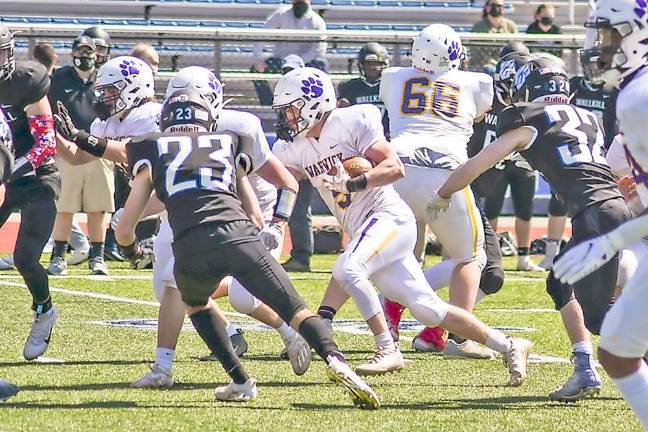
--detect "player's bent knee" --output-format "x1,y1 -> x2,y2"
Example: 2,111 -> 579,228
407,295 -> 449,328
229,279 -> 261,315
13,251 -> 40,273
480,266 -> 504,295
332,255 -> 365,291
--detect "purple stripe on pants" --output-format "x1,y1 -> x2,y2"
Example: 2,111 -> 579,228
351,217 -> 378,254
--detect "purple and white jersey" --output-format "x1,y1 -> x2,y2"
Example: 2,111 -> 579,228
273,104 -> 412,235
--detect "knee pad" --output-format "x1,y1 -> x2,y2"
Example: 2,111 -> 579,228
407,294 -> 449,328
583,314 -> 604,336
546,272 -> 572,311
480,265 -> 504,295
153,261 -> 175,303
13,250 -> 40,273
229,277 -> 261,315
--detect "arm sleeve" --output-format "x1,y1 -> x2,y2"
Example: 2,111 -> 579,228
354,105 -> 387,154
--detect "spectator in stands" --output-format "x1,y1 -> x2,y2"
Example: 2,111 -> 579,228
471,0 -> 518,33
131,44 -> 160,75
526,4 -> 561,34
48,36 -> 115,275
33,43 -> 58,75
252,0 -> 328,73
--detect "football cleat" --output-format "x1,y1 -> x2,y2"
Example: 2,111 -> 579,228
517,257 -> 547,272
0,380 -> 18,402
326,354 -> 380,410
285,334 -> 312,376
0,255 -> 15,270
503,338 -> 533,387
131,364 -> 174,389
443,339 -> 496,360
68,248 -> 89,266
47,256 -> 68,276
89,257 -> 109,275
281,257 -> 310,272
200,328 -> 248,361
412,327 -> 446,353
355,345 -> 405,376
382,299 -> 405,342
214,378 -> 257,402
23,306 -> 58,360
549,352 -> 602,402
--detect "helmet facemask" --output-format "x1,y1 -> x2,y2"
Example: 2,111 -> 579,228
581,18 -> 630,89
93,81 -> 128,120
273,98 -> 310,142
0,39 -> 15,82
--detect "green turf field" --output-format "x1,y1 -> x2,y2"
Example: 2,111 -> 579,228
0,254 -> 642,431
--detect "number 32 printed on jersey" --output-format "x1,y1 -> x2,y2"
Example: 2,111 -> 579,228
400,78 -> 460,118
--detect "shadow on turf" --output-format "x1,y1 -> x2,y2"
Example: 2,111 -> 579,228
0,360 -> 150,368
17,380 -> 326,392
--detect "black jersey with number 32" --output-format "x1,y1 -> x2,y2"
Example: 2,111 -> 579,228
496,102 -> 621,217
127,131 -> 269,240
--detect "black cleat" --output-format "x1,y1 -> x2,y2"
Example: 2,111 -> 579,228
0,380 -> 18,402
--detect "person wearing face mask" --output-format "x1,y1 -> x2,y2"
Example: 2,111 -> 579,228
526,4 -> 561,35
471,0 -> 518,34
47,35 -> 115,276
251,0 -> 328,74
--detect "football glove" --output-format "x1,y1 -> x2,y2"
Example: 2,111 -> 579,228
321,160 -> 351,194
426,191 -> 451,220
258,223 -> 283,251
54,101 -> 80,141
553,234 -> 617,285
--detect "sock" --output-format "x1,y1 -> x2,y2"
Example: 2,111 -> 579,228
374,331 -> 395,350
32,297 -> 53,314
190,307 -> 249,384
572,341 -> 593,355
89,242 -> 105,260
276,322 -> 297,343
52,241 -> 68,259
475,289 -> 487,305
298,315 -> 339,360
225,322 -> 238,338
613,362 -> 648,430
317,305 -> 337,322
545,239 -> 560,260
156,347 -> 175,372
485,330 -> 512,354
518,247 -> 530,256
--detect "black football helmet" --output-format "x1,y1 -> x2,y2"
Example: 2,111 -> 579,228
512,57 -> 570,104
0,24 -> 15,82
160,88 -> 215,133
81,26 -> 111,66
494,51 -> 534,105
498,42 -> 530,59
358,42 -> 389,82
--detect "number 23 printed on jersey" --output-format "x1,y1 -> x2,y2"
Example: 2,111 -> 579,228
400,77 -> 460,118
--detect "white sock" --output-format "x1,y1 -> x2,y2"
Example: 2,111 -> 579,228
612,362 -> 648,430
423,259 -> 455,292
572,341 -> 593,355
374,331 -> 395,351
276,322 -> 297,343
225,322 -> 238,338
545,240 -> 560,260
474,289 -> 487,305
156,347 -> 175,372
518,255 -> 531,266
485,330 -> 512,354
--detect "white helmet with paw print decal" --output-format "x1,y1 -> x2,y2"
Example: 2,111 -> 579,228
272,67 -> 336,142
411,24 -> 463,74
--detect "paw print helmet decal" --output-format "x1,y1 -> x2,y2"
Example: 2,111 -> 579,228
94,56 -> 154,120
272,67 -> 336,142
166,66 -> 224,121
582,0 -> 648,89
412,24 -> 464,74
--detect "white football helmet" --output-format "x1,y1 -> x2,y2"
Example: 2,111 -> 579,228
166,66 -> 223,120
94,56 -> 154,120
411,24 -> 464,74
581,0 -> 648,89
272,67 -> 336,141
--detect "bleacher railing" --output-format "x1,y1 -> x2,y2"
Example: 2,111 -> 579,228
9,22 -> 586,74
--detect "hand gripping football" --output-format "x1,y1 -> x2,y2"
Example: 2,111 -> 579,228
328,156 -> 372,178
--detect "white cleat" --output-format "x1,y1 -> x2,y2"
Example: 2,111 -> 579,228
285,334 -> 312,376
131,364 -> 174,388
68,248 -> 90,266
443,339 -> 497,360
355,346 -> 405,376
503,338 -> 533,387
23,306 -> 58,360
326,355 -> 380,410
517,259 -> 547,272
214,378 -> 257,402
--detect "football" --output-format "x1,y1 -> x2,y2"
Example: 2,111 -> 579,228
328,156 -> 372,178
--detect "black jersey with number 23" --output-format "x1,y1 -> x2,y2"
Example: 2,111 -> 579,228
127,131 -> 268,240
496,102 -> 621,218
